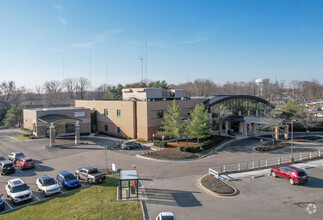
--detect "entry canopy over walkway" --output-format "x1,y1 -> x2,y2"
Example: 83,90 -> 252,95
204,95 -> 275,108
38,114 -> 82,124
227,115 -> 285,126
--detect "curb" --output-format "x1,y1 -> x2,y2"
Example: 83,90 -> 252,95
196,175 -> 239,198
135,154 -> 202,162
140,200 -> 149,220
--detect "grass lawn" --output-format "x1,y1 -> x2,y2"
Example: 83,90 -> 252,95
11,134 -> 31,141
0,175 -> 142,220
16,129 -> 33,135
134,140 -> 151,145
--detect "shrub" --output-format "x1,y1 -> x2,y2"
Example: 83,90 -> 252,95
159,141 -> 168,148
153,140 -> 161,147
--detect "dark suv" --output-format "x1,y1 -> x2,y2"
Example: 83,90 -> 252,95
0,161 -> 15,175
271,166 -> 308,185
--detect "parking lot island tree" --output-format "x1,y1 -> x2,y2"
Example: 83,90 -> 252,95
161,99 -> 183,143
188,103 -> 211,143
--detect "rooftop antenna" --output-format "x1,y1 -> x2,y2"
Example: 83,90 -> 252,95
89,51 -> 92,85
140,42 -> 144,84
62,57 -> 64,79
106,58 -> 109,85
145,33 -> 148,81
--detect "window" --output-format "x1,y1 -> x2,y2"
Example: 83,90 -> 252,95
105,125 -> 109,132
117,109 -> 121,117
117,127 -> 121,133
33,123 -> 36,132
104,109 -> 108,116
156,110 -> 163,118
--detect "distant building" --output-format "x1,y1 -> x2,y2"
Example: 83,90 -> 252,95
255,78 -> 269,98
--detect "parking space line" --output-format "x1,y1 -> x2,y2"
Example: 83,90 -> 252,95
33,195 -> 40,201
15,168 -> 23,173
3,200 -> 13,210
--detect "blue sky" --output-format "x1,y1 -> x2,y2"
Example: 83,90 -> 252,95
0,0 -> 323,89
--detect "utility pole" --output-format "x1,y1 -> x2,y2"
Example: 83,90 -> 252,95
140,42 -> 144,84
290,119 -> 295,162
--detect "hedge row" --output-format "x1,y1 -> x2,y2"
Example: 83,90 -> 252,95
153,140 -> 168,148
179,140 -> 215,153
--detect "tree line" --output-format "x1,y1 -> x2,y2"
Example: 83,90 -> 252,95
0,77 -> 322,127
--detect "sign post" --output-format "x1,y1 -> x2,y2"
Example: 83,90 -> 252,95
112,163 -> 116,176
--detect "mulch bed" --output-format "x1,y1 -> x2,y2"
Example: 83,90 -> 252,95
143,148 -> 198,160
201,175 -> 235,194
255,141 -> 291,151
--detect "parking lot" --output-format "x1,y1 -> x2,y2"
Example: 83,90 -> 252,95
1,128 -> 322,219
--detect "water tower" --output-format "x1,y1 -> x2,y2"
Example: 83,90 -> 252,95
255,78 -> 269,98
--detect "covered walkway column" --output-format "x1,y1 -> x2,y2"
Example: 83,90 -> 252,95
49,122 -> 55,147
225,121 -> 230,135
284,124 -> 289,140
274,125 -> 279,140
75,121 -> 81,144
243,122 -> 248,137
239,122 -> 243,134
253,123 -> 258,136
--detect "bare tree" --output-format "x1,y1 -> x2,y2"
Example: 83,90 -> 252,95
0,81 -> 25,108
63,78 -> 77,100
75,78 -> 91,100
43,80 -> 65,107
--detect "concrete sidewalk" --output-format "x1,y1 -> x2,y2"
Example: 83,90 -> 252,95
220,158 -> 323,180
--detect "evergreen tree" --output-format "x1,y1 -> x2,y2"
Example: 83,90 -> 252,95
3,104 -> 22,127
161,100 -> 183,141
188,103 -> 211,143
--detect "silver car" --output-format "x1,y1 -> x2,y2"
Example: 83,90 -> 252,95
121,141 -> 141,150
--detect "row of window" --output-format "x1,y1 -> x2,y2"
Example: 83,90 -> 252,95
99,108 -> 192,119
101,109 -> 121,117
155,108 -> 192,118
104,125 -> 121,133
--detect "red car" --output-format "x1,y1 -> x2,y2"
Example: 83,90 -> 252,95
16,157 -> 35,170
271,165 -> 308,185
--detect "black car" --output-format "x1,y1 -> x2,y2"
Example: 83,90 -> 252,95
0,156 -> 5,161
0,194 -> 5,211
0,160 -> 15,175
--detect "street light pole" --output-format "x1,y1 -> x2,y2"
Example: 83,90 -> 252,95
290,120 -> 294,162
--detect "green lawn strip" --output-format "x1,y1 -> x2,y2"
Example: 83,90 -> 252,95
133,140 -> 151,145
0,175 -> 142,220
11,134 -> 30,141
16,129 -> 33,135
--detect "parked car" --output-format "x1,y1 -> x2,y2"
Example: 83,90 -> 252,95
36,175 -> 61,197
5,178 -> 33,205
0,155 -> 5,161
8,152 -> 25,163
16,157 -> 35,170
56,171 -> 81,190
0,194 -> 5,211
75,166 -> 107,184
271,166 -> 308,185
0,160 -> 15,175
121,141 -> 141,150
156,212 -> 177,220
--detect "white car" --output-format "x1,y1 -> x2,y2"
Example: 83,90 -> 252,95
5,178 -> 33,204
156,212 -> 177,220
36,175 -> 61,197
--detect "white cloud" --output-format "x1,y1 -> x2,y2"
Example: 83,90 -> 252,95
59,17 -> 66,26
71,29 -> 125,49
52,3 -> 62,10
185,38 -> 207,44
